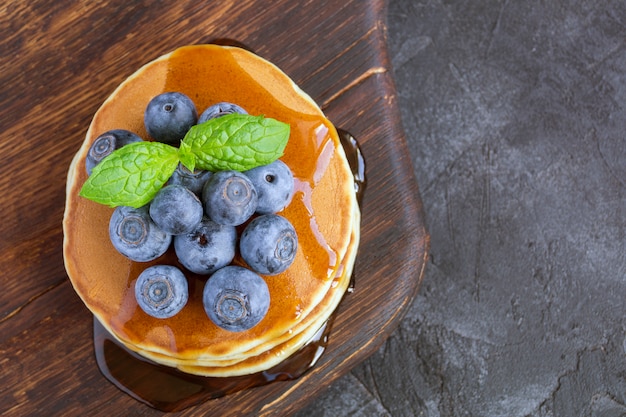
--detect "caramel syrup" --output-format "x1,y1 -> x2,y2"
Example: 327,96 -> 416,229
93,131 -> 366,412
337,129 -> 367,207
94,316 -> 332,412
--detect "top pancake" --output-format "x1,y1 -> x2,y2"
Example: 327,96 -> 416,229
63,45 -> 358,364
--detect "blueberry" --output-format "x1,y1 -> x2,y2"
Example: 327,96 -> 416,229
239,214 -> 298,275
135,265 -> 188,319
203,266 -> 270,332
109,205 -> 171,262
244,160 -> 295,214
86,129 -> 142,175
198,102 -> 247,124
149,184 -> 203,235
202,171 -> 258,226
174,217 -> 237,275
167,162 -> 213,196
144,92 -> 197,145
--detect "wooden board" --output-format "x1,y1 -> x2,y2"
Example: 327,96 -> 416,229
0,1 -> 429,415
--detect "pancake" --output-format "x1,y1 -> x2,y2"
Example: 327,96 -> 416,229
62,44 -> 360,376
123,221 -> 359,377
123,217 -> 358,373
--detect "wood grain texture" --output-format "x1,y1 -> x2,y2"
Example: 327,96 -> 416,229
0,0 -> 428,415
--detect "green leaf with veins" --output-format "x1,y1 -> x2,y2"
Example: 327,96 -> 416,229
79,113 -> 290,207
179,113 -> 290,172
79,141 -> 179,208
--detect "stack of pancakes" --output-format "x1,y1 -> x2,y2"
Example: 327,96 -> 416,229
63,45 -> 360,377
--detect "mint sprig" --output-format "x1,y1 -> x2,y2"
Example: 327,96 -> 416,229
179,114 -> 290,172
79,141 -> 180,208
79,114 -> 290,208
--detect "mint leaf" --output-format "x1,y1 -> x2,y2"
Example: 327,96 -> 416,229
79,141 -> 180,208
178,141 -> 196,172
180,113 -> 290,172
79,114 -> 290,209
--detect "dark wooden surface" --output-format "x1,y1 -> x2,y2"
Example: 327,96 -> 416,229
0,1 -> 428,416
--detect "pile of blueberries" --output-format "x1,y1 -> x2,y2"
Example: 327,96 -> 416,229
86,93 -> 297,332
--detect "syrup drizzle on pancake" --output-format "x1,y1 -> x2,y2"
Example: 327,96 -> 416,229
93,130 -> 366,412
63,43 -> 366,410
64,45 -> 357,360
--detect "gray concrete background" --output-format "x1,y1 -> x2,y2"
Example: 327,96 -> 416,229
297,1 -> 626,416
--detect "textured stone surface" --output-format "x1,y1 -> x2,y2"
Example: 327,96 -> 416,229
297,0 -> 626,415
